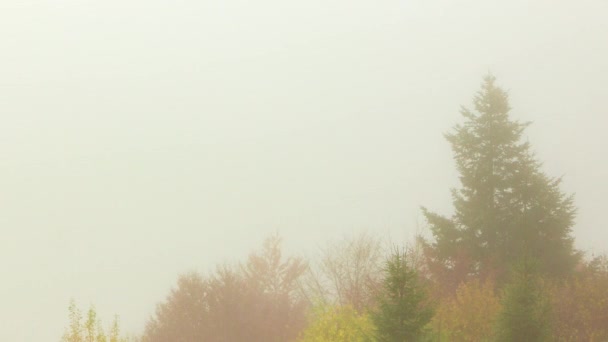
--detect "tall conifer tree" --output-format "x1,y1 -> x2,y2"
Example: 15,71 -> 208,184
422,75 -> 578,290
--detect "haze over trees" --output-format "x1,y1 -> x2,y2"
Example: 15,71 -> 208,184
494,259 -> 552,342
297,304 -> 375,342
431,277 -> 501,341
141,235 -> 307,342
61,301 -> 135,342
421,75 -> 579,293
60,76 -> 608,341
301,233 -> 384,312
371,248 -> 434,341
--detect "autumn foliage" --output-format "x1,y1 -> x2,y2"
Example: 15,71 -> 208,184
142,235 -> 307,342
431,278 -> 501,341
550,256 -> 608,341
298,304 -> 375,342
61,76 -> 607,341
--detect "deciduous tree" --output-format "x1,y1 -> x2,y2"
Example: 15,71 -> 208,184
143,235 -> 307,342
61,301 -> 134,342
302,233 -> 384,312
431,278 -> 501,341
551,255 -> 608,341
298,304 -> 375,342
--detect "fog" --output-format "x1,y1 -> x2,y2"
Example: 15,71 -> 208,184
1,0 -> 607,340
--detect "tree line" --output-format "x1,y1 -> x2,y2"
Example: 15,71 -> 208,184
61,76 -> 608,341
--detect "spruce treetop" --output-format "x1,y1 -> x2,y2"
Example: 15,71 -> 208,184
422,75 -> 578,291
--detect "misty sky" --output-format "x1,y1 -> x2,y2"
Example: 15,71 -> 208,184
2,0 -> 607,340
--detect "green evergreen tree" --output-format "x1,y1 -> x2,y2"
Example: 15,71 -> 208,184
372,248 -> 434,342
422,75 -> 579,290
495,259 -> 552,342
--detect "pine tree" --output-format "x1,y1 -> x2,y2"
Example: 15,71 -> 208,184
372,249 -> 434,342
495,258 -> 552,342
422,75 -> 578,291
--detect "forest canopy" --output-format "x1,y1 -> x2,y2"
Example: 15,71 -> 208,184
61,77 -> 607,342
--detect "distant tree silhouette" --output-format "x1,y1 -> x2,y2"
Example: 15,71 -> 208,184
301,233 -> 384,312
421,75 -> 579,292
551,254 -> 608,341
142,235 -> 307,342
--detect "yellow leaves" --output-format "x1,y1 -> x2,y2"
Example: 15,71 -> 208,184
550,262 -> 608,341
61,301 -> 134,342
298,305 -> 375,342
431,278 -> 501,342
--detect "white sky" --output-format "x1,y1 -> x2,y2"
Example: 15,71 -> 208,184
1,0 -> 607,340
